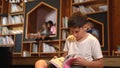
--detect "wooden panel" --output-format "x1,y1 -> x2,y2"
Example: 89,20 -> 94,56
109,0 -> 120,51
61,0 -> 71,17
1,0 -> 9,14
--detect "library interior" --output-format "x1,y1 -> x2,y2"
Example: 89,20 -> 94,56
0,0 -> 120,68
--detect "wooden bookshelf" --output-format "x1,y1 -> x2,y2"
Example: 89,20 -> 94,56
25,2 -> 58,39
21,39 -> 60,57
1,0 -> 120,67
109,0 -> 120,56
7,1 -> 25,57
59,0 -> 110,56
21,0 -> 61,57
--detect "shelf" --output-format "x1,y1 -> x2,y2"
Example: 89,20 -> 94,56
0,23 -> 23,27
23,41 -> 37,43
72,0 -> 107,6
12,53 -> 21,57
40,52 -> 59,54
86,10 -> 107,15
9,11 -> 24,15
9,2 -> 24,13
0,44 -> 14,47
0,34 -> 15,36
60,27 -> 69,30
42,39 -> 59,43
112,50 -> 120,56
26,2 -> 58,39
7,1 -> 25,56
72,0 -> 108,14
72,0 -> 97,6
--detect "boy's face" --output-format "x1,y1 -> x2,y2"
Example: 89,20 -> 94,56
70,27 -> 86,41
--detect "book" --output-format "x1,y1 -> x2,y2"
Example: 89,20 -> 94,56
2,17 -> 8,25
49,54 -> 76,68
32,43 -> 38,53
49,57 -> 65,68
63,54 -> 76,68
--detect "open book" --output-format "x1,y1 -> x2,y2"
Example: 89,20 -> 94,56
49,57 -> 65,68
49,54 -> 75,68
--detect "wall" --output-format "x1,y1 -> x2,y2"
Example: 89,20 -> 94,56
109,0 -> 120,53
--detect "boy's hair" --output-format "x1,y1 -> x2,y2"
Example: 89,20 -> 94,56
68,12 -> 88,28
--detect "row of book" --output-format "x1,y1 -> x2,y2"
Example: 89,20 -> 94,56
42,43 -> 57,53
8,0 -> 22,3
1,17 -> 8,25
0,26 -> 23,35
0,36 -> 14,45
62,16 -> 70,40
62,16 -> 68,28
62,30 -> 69,40
8,0 -> 34,3
73,0 -> 92,3
72,5 -> 108,14
9,14 -> 24,24
29,43 -> 59,53
32,43 -> 38,53
2,15 -> 24,25
11,3 -> 23,12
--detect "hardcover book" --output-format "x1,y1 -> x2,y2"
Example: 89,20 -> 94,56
49,54 -> 76,68
49,57 -> 65,68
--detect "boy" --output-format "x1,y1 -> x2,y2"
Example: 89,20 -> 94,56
35,12 -> 103,68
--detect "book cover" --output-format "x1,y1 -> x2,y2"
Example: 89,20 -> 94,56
49,57 -> 65,68
63,54 -> 76,68
49,54 -> 75,68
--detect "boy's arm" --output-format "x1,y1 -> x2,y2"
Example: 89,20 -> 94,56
62,51 -> 68,58
72,57 -> 103,68
86,58 -> 103,68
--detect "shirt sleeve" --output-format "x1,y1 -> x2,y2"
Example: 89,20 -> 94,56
91,39 -> 103,60
63,40 -> 69,52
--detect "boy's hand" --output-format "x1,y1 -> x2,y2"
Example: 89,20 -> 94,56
72,57 -> 88,66
67,35 -> 76,41
52,56 -> 58,59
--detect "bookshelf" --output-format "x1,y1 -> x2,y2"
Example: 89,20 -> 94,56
0,1 -> 15,47
22,40 -> 60,57
25,2 -> 57,39
0,34 -> 15,47
0,0 -> 120,66
60,0 -> 110,56
0,0 -> 14,65
1,0 -> 118,58
72,0 -> 107,14
7,1 -> 25,57
20,0 -> 61,57
0,0 -> 110,58
8,1 -> 24,34
0,0 -> 9,32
